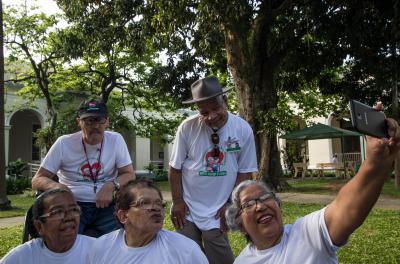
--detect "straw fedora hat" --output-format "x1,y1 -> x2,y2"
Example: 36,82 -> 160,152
182,76 -> 232,104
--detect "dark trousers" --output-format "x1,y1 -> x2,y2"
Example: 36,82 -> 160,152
77,201 -> 118,238
177,220 -> 235,264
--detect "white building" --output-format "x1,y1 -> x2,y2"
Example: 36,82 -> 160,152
278,114 -> 363,175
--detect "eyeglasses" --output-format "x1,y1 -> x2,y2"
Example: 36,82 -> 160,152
130,199 -> 167,210
39,206 -> 81,220
239,193 -> 275,214
211,132 -> 220,157
82,117 -> 107,125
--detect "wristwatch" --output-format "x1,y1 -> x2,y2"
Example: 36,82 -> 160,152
113,178 -> 120,191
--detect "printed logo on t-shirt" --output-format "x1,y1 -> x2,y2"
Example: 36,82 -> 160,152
224,136 -> 241,152
77,160 -> 104,182
199,148 -> 227,177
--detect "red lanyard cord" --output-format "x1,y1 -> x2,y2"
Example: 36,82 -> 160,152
82,137 -> 104,193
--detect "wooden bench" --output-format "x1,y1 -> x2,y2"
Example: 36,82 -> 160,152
293,162 -> 309,178
315,162 -> 347,178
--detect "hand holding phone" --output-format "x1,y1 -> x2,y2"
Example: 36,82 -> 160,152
349,100 -> 388,138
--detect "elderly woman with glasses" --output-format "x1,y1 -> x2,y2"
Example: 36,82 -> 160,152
1,189 -> 94,263
226,114 -> 400,263
87,179 -> 208,263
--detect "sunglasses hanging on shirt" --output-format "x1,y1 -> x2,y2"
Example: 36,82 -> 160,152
211,129 -> 220,158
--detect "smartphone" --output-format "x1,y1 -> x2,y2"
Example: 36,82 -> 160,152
349,100 -> 388,138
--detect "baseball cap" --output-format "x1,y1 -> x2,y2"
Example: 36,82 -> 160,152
78,99 -> 108,119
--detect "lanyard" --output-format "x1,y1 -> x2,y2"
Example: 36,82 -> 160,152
82,137 -> 104,193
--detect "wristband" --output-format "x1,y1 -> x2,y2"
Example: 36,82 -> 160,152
113,178 -> 120,191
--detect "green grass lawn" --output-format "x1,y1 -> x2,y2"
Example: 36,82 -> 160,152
0,193 -> 35,219
286,178 -> 400,198
154,180 -> 171,192
279,203 -> 400,263
0,225 -> 23,258
1,202 -> 399,263
158,178 -> 400,198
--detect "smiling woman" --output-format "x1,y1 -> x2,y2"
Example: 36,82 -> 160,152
226,180 -> 340,264
226,181 -> 283,246
0,189 -> 95,263
33,190 -> 81,252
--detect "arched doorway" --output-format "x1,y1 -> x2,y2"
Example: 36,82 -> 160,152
8,109 -> 42,163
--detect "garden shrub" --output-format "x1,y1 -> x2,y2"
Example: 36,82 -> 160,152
154,170 -> 168,182
6,158 -> 27,177
6,177 -> 31,195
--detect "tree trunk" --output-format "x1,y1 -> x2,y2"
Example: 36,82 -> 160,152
393,88 -> 400,189
395,153 -> 400,189
391,20 -> 400,188
224,29 -> 285,190
0,0 -> 12,210
47,110 -> 57,150
253,72 -> 286,191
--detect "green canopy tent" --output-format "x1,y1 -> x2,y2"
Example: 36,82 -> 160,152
280,123 -> 363,177
280,123 -> 362,140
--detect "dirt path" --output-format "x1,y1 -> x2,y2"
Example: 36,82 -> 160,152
278,193 -> 400,210
0,216 -> 25,228
0,191 -> 398,228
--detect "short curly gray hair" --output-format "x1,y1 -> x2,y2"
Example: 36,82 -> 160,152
225,180 -> 280,234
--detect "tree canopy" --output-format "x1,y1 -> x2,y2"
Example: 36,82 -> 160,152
4,2 -> 186,149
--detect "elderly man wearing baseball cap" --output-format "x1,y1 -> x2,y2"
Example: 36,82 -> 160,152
169,76 -> 258,264
32,98 -> 135,237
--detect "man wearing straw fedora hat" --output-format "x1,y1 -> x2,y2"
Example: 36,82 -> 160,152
169,76 -> 258,264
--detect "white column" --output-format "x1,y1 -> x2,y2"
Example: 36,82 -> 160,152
135,137 -> 151,170
163,144 -> 170,170
4,125 -> 11,166
360,136 -> 366,161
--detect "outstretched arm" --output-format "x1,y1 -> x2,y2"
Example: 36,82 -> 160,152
325,117 -> 400,246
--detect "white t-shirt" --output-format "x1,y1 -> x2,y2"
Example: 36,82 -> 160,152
0,235 -> 94,264
170,113 -> 258,230
87,229 -> 209,264
41,131 -> 132,202
234,208 -> 340,264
